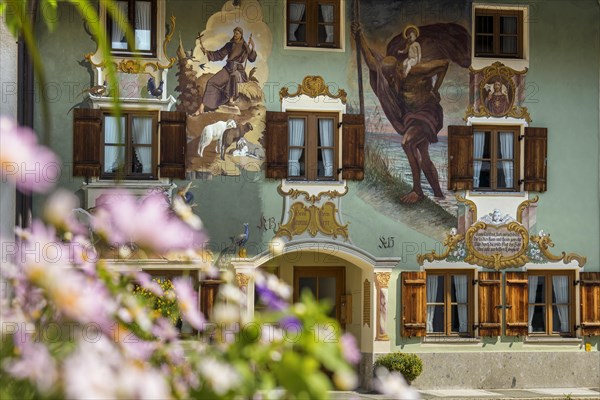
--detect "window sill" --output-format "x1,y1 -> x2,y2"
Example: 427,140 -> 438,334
523,336 -> 582,346
422,336 -> 482,345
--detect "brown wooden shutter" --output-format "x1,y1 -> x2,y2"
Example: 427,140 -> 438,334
159,111 -> 187,179
73,108 -> 102,177
505,271 -> 529,336
341,114 -> 365,180
478,272 -> 501,336
447,125 -> 473,190
401,271 -> 426,337
200,280 -> 222,322
523,127 -> 547,192
265,111 -> 289,179
580,272 -> 600,336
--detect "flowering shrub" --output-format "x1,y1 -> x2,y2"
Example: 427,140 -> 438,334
133,277 -> 180,325
0,116 -> 369,399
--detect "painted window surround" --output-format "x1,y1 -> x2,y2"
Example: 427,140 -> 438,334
281,92 -> 347,191
471,3 -> 529,71
466,116 -> 528,195
283,0 -> 346,52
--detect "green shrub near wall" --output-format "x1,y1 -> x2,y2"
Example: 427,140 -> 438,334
374,352 -> 423,383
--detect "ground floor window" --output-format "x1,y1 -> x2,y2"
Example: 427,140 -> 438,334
528,271 -> 573,335
426,271 -> 473,336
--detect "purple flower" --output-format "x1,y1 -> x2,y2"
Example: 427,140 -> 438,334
279,315 -> 302,331
92,190 -> 205,254
254,272 -> 291,312
340,333 -> 361,364
173,277 -> 205,330
0,117 -> 60,193
4,340 -> 58,391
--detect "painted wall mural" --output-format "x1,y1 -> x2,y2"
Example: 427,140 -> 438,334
176,0 -> 272,178
350,0 -> 472,240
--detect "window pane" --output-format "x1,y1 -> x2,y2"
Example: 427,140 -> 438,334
299,277 -> 317,298
318,4 -> 335,44
104,146 -> 125,173
427,275 -> 444,303
111,1 -> 129,50
475,15 -> 493,34
475,35 -> 493,54
132,147 -> 151,173
476,161 -> 491,188
288,2 -> 307,43
500,36 -> 517,55
450,275 -> 468,303
288,118 -> 305,177
451,305 -> 469,333
500,16 -> 517,34
553,305 -> 570,333
551,276 -> 569,304
318,149 -> 334,177
530,305 -> 546,333
132,116 -> 153,145
496,161 -> 513,188
530,276 -> 545,303
105,116 -> 126,144
497,132 -> 514,159
427,305 -> 445,333
135,1 -> 152,51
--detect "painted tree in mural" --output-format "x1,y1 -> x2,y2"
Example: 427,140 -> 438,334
175,36 -> 203,115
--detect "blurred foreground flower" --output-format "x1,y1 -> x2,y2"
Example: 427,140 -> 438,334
374,366 -> 420,399
0,116 -> 60,193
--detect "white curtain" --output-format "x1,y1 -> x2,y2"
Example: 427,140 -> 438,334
426,275 -> 438,333
454,275 -> 468,333
499,132 -> 514,188
527,275 -> 539,333
552,276 -> 569,333
319,118 -> 334,177
473,131 -> 485,188
104,116 -> 125,173
320,4 -> 334,43
111,1 -> 128,50
288,118 -> 305,177
135,1 -> 151,51
288,3 -> 306,41
132,117 -> 153,173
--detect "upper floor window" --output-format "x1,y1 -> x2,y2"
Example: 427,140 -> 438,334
286,0 -> 341,49
102,111 -> 157,179
472,125 -> 519,191
265,111 -> 364,181
288,112 -> 338,180
73,109 -> 187,181
447,125 -> 547,193
474,8 -> 523,59
108,0 -> 157,56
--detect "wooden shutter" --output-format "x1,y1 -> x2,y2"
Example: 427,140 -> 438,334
523,127 -> 547,192
505,271 -> 528,336
580,272 -> 600,336
478,272 -> 502,336
401,271 -> 426,337
447,125 -> 473,190
73,108 -> 102,177
159,111 -> 187,179
341,114 -> 365,180
265,111 -> 289,179
200,280 -> 222,322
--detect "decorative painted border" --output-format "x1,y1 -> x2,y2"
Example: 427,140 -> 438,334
279,75 -> 347,104
277,185 -> 348,204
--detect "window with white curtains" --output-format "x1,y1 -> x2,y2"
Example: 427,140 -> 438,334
472,126 -> 519,191
426,271 -> 473,336
102,111 -> 157,179
286,0 -> 340,48
108,0 -> 156,55
528,271 -> 573,336
287,112 -> 338,181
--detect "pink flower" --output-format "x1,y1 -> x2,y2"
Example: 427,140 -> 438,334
173,277 -> 205,330
134,272 -> 164,297
3,340 -> 58,392
340,333 -> 361,364
0,117 -> 60,193
92,190 -> 205,253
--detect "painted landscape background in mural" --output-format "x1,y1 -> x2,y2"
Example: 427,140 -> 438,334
350,0 -> 471,240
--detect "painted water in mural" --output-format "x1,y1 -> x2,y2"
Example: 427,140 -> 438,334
176,0 -> 271,178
